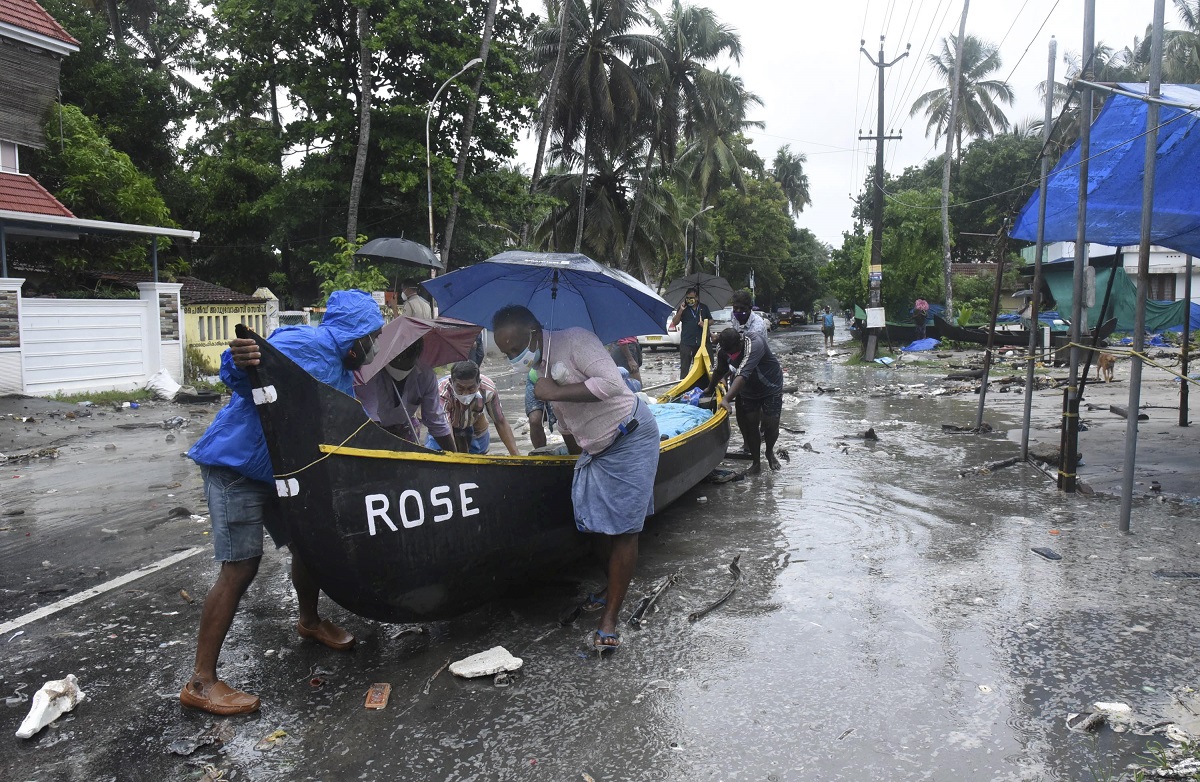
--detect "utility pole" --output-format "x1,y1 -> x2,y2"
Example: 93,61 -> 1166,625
859,36 -> 909,362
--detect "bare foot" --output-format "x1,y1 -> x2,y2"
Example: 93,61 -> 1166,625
747,461 -> 762,475
767,452 -> 781,471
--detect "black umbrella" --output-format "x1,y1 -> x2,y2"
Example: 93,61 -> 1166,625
664,272 -> 734,311
354,237 -> 443,271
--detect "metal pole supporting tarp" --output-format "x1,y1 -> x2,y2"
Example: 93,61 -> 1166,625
1119,0 -> 1166,533
975,227 -> 1007,430
1182,254 -> 1192,427
0,222 -> 6,278
1021,36 -> 1057,461
151,236 -> 159,283
1060,0 -> 1095,493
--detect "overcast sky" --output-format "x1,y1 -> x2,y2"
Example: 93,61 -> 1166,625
514,0 -> 1179,249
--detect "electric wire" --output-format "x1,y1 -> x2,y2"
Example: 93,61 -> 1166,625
1002,0 -> 1064,86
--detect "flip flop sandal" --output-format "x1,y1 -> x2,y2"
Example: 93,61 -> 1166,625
582,593 -> 607,612
592,630 -> 621,654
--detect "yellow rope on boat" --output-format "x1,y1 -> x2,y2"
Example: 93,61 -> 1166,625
273,418 -> 374,479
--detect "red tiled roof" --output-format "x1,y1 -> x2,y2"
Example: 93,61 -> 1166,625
0,172 -> 74,217
87,271 -> 266,306
0,0 -> 79,45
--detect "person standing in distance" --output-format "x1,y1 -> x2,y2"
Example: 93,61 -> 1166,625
400,279 -> 433,320
670,287 -> 711,379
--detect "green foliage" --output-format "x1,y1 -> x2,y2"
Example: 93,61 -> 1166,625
705,177 -> 792,295
877,187 -> 947,312
27,104 -> 176,273
823,228 -> 868,310
310,236 -> 389,303
184,344 -> 219,382
956,133 -> 1043,262
776,228 -> 828,310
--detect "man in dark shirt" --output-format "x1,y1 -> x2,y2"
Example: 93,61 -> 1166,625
702,327 -> 784,473
670,286 -> 713,379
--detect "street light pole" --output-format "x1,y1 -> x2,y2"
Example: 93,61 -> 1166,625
427,57 -> 483,268
685,205 -> 714,276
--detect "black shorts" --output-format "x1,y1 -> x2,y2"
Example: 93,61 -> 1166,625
736,393 -> 783,418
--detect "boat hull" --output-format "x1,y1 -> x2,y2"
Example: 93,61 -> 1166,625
242,328 -> 729,622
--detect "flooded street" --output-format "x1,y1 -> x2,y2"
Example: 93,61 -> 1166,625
3,325 -> 1199,781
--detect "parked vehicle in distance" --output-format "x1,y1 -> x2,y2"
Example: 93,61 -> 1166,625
776,305 -> 793,327
637,315 -> 681,351
707,307 -> 733,342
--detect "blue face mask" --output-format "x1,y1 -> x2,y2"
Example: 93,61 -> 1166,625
508,332 -> 542,369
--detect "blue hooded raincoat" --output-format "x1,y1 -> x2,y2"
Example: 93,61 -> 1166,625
187,289 -> 385,483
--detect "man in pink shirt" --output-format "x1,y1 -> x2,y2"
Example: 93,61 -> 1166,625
493,305 -> 659,653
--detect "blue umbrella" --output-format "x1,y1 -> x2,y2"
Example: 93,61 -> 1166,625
421,251 -> 672,344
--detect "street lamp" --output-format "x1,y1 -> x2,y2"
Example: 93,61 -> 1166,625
426,57 -> 483,269
685,205 -> 714,275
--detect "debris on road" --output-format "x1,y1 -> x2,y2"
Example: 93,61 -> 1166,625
15,674 -> 86,739
1031,547 -> 1062,561
688,554 -> 742,622
450,646 -> 523,678
364,683 -> 391,709
253,728 -> 288,751
629,573 -> 677,628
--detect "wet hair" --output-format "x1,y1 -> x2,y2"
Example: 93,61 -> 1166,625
391,337 -> 424,366
493,304 -> 540,333
718,327 -> 744,352
685,287 -> 699,296
451,361 -> 480,382
728,290 -> 752,309
401,278 -> 420,291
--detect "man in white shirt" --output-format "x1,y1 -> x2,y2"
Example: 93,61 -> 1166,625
400,279 -> 433,320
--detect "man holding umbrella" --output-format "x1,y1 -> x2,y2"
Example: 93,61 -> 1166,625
493,305 -> 659,653
670,286 -> 711,379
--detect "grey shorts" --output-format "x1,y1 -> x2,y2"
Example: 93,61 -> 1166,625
524,378 -> 557,428
201,464 -> 290,562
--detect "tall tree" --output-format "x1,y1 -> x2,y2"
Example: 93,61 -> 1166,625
440,0 -> 500,265
532,0 -> 659,252
618,0 -> 744,277
345,5 -> 372,242
770,144 -> 810,216
910,33 -> 1014,162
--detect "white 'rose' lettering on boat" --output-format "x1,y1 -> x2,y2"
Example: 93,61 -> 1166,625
363,483 -> 480,535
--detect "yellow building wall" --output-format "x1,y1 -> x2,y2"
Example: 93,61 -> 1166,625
184,303 -> 268,372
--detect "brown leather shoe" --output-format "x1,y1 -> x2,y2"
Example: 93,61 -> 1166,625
296,619 -> 355,651
179,680 -> 260,715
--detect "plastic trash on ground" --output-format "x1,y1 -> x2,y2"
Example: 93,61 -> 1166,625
15,674 -> 86,739
449,646 -> 523,678
145,368 -> 182,401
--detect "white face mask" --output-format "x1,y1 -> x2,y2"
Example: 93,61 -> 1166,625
385,365 -> 413,382
400,291 -> 410,302
507,331 -> 542,370
453,390 -> 481,405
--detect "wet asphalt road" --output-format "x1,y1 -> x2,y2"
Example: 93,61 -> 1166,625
3,325 -> 1200,781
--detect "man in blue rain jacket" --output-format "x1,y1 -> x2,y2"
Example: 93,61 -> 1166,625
181,289 -> 383,716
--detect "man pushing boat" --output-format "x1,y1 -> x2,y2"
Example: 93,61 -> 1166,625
492,305 -> 660,653
182,289 -> 384,715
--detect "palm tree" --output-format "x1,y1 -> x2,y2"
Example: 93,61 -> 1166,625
617,0 -> 745,275
676,73 -> 763,205
910,34 -> 1014,161
1036,43 -> 1143,157
1160,0 -> 1200,82
771,144 -> 810,216
531,143 -> 684,270
531,0 -> 659,252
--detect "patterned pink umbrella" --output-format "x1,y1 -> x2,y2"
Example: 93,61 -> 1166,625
356,315 -> 482,382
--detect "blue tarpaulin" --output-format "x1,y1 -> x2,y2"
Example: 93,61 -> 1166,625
901,338 -> 941,352
1011,83 -> 1200,254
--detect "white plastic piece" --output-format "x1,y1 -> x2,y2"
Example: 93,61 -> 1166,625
252,386 -> 278,405
145,368 -> 182,401
550,362 -> 569,384
449,646 -> 523,678
275,478 -> 300,497
15,675 -> 86,739
1094,701 -> 1132,715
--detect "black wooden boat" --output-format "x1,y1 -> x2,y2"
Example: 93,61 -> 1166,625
932,315 -> 1118,347
239,326 -> 730,623
849,320 -> 941,344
